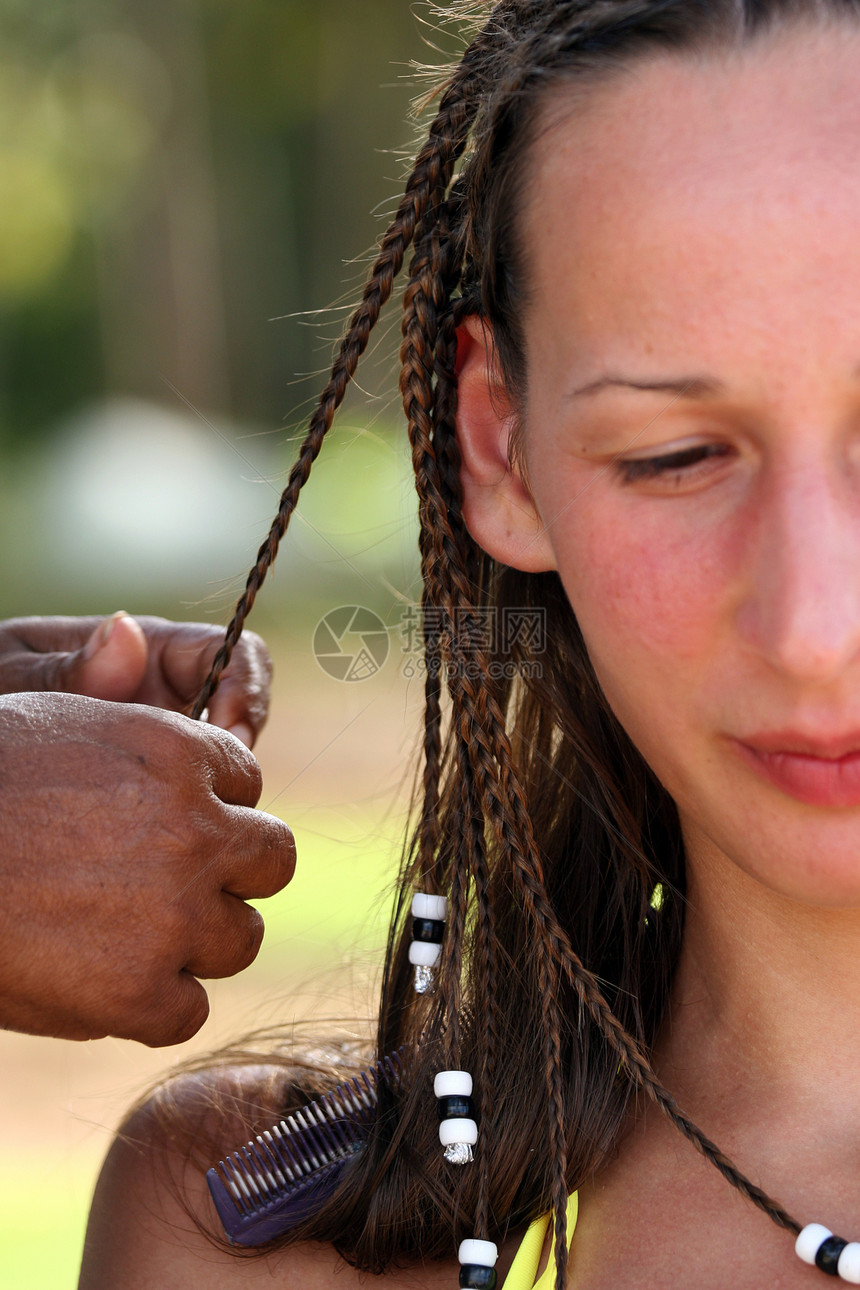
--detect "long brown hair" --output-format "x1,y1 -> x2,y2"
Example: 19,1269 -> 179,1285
189,2 -> 860,1286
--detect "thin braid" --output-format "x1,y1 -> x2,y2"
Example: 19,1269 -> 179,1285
432,199 -> 483,604
191,72 -> 479,721
450,661 -> 571,1289
415,555 -> 445,892
415,187 -> 474,899
401,186 -> 469,1072
401,189 -> 571,1275
409,195 -> 465,898
399,159 -> 573,1278
440,758 -> 468,1069
464,756 -> 497,1243
399,180 -> 501,1239
432,247 -> 499,1244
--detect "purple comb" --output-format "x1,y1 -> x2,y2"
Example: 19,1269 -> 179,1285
207,1052 -> 403,1246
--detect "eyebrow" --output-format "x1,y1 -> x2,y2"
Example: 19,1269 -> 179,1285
566,374 -> 724,400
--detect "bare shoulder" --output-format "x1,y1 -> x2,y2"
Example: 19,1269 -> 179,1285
78,1062 -> 454,1290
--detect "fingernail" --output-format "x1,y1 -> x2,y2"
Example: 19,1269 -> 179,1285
226,722 -> 254,748
82,610 -> 128,661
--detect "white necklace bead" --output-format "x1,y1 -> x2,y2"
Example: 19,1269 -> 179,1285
838,1243 -> 860,1284
796,1225 -> 834,1266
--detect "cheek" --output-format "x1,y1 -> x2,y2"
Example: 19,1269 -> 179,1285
550,499 -> 734,714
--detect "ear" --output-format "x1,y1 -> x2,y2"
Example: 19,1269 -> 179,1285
455,316 -> 556,572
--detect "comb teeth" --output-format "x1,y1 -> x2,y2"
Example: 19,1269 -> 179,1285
207,1052 -> 403,1246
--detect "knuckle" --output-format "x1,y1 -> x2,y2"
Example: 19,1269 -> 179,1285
207,720 -> 261,780
272,824 -> 297,886
236,748 -> 264,798
137,711 -> 195,772
144,977 -> 209,1048
247,820 -> 296,896
239,907 -> 265,969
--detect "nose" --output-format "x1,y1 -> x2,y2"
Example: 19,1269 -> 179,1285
736,462 -> 860,682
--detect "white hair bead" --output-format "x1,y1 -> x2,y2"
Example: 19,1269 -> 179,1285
458,1240 -> 498,1268
439,1117 -> 478,1147
838,1243 -> 860,1283
408,940 -> 442,967
434,1071 -> 473,1098
796,1224 -> 833,1266
412,893 -> 448,920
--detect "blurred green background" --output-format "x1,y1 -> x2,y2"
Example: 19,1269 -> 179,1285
0,1 -> 444,1283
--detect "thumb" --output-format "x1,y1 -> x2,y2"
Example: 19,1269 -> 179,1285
73,611 -> 149,701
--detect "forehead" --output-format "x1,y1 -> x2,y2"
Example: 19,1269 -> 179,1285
519,21 -> 860,385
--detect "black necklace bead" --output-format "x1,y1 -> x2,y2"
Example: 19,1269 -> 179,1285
437,1093 -> 476,1121
412,917 -> 445,944
459,1266 -> 497,1290
815,1235 -> 848,1276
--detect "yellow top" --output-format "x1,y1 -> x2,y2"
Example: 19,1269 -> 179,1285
503,1194 -> 578,1290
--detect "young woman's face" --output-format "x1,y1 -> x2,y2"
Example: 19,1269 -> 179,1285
517,23 -> 860,904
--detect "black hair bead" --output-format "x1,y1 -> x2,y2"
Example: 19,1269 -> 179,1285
815,1236 -> 848,1276
412,917 -> 445,944
459,1266 -> 497,1290
437,1094 -> 476,1122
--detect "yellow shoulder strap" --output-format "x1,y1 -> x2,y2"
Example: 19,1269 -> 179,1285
503,1194 -> 578,1290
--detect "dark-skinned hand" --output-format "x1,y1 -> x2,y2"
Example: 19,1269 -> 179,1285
0,615 -> 295,1046
0,612 -> 271,746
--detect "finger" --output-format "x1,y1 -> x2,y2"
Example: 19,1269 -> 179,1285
199,724 -> 264,807
205,633 -> 273,745
217,806 -> 297,900
129,971 -> 211,1049
182,895 -> 266,980
73,613 -> 149,702
225,721 -> 254,749
0,612 -> 145,697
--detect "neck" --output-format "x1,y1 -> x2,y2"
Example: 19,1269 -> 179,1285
658,833 -> 860,1129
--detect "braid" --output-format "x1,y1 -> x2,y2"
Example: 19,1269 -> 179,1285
399,165 -> 573,1278
411,206 -> 468,900
433,256 -> 499,1244
191,69 -> 480,720
463,747 -> 497,1243
415,518 -> 445,894
400,179 -> 470,1074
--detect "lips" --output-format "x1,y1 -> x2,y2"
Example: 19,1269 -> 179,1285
735,731 -> 860,807
740,729 -> 860,759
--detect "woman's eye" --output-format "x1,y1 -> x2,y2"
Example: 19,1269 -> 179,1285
615,442 -> 732,486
